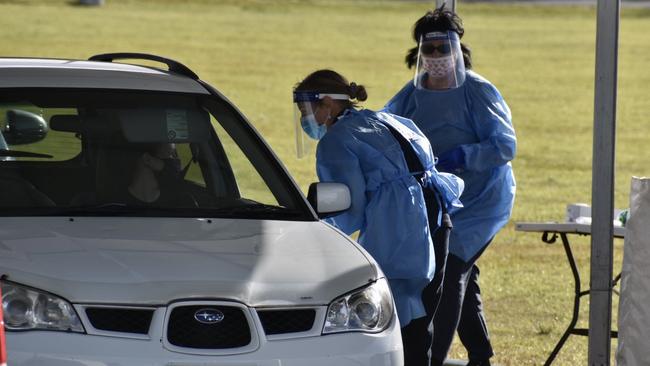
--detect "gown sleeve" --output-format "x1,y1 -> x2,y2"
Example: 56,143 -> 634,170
459,76 -> 517,172
315,135 -> 367,235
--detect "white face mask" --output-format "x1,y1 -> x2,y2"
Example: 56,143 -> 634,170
421,55 -> 455,78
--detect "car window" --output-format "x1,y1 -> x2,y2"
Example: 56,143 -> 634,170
210,116 -> 278,206
0,89 -> 311,220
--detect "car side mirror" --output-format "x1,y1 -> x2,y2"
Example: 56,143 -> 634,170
3,110 -> 49,145
307,182 -> 351,219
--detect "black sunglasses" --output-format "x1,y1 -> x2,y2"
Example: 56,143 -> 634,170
421,43 -> 452,55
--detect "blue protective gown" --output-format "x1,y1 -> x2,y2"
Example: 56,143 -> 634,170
316,108 -> 463,326
384,71 -> 516,262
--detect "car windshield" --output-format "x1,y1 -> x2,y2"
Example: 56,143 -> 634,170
0,88 -> 312,220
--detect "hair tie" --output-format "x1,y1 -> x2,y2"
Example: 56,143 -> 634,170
349,82 -> 358,99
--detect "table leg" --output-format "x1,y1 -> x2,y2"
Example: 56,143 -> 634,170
543,233 -> 582,366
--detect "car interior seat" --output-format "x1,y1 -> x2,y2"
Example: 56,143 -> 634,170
0,170 -> 55,207
93,142 -> 139,204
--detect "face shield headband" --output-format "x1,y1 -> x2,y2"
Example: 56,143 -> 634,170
293,91 -> 350,104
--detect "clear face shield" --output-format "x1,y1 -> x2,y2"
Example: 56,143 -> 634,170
413,31 -> 466,90
293,91 -> 349,158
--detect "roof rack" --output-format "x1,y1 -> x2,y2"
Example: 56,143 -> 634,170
88,53 -> 199,80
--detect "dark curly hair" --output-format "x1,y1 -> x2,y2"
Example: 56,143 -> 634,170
405,4 -> 473,70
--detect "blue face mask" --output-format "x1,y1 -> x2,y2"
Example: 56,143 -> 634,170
301,114 -> 327,140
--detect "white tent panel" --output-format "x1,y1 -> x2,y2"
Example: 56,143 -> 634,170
617,177 -> 650,366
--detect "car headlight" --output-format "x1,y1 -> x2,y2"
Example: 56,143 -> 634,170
1,280 -> 84,332
323,278 -> 394,334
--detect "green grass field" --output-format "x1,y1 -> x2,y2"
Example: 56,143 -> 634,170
3,0 -> 650,364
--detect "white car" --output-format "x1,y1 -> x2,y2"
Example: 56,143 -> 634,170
0,54 -> 403,366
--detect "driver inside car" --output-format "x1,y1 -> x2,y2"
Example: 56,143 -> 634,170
124,142 -> 198,207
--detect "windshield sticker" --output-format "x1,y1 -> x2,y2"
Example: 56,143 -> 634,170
166,109 -> 189,140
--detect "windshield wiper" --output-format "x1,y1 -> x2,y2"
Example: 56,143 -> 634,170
211,203 -> 301,217
0,149 -> 52,158
23,203 -> 304,218
50,204 -> 156,216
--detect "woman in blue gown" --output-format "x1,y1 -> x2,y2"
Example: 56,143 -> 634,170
384,6 -> 516,366
294,69 -> 463,366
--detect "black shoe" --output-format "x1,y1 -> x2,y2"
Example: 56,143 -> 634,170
466,360 -> 491,366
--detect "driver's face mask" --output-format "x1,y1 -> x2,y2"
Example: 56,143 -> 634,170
155,157 -> 183,188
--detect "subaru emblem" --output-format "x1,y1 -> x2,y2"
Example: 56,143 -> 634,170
194,308 -> 225,324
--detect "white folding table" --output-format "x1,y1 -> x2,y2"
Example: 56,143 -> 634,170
514,222 -> 624,365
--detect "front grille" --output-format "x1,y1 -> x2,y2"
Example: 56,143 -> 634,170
258,309 -> 316,335
167,305 -> 251,349
85,307 -> 154,334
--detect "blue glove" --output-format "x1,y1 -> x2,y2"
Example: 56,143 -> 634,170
436,147 -> 465,173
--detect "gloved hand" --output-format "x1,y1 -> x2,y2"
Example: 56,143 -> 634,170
436,147 -> 465,173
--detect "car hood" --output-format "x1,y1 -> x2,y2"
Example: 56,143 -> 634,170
0,217 -> 378,306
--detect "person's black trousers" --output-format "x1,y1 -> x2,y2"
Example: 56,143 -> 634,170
431,244 -> 494,365
401,187 -> 452,366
